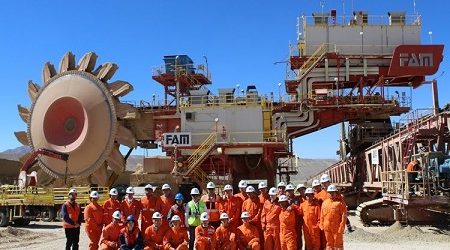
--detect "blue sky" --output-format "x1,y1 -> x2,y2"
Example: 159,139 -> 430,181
0,0 -> 449,159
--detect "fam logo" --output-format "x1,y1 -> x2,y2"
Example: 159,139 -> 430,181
399,53 -> 433,67
163,132 -> 191,147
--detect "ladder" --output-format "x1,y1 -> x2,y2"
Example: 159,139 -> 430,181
403,112 -> 418,163
297,44 -> 328,82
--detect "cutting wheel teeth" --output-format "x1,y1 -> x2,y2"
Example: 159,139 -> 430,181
17,51 -> 136,184
59,52 -> 76,73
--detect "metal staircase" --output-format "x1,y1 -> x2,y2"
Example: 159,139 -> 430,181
174,132 -> 217,186
297,44 -> 327,82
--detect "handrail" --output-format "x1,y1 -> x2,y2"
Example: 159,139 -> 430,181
183,132 -> 217,175
299,43 -> 327,73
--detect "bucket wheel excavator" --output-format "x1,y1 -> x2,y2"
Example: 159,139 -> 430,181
15,52 -> 137,187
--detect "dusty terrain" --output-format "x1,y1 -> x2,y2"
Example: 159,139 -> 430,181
0,213 -> 448,250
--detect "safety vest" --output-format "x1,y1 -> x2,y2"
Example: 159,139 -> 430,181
187,200 -> 205,227
62,201 -> 81,229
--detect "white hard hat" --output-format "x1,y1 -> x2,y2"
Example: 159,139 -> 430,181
258,182 -> 267,189
327,184 -> 338,192
285,184 -> 295,191
238,180 -> 248,188
241,211 -> 250,218
220,213 -> 229,220
312,180 -> 321,187
206,182 -> 215,189
268,187 -> 277,196
152,212 -> 162,219
109,188 -> 118,196
246,186 -> 255,193
126,187 -> 135,194
171,215 -> 181,221
296,184 -> 305,190
190,188 -> 200,195
112,210 -> 121,219
223,184 -> 233,191
90,191 -> 99,199
144,184 -> 153,190
305,188 -> 314,194
162,183 -> 171,190
200,212 -> 209,221
277,182 -> 286,188
68,188 -> 77,195
320,174 -> 331,183
278,195 -> 288,202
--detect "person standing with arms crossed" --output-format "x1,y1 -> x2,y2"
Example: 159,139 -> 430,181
61,188 -> 83,250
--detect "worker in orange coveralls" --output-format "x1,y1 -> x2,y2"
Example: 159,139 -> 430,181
298,188 -> 321,250
160,184 -> 175,228
194,212 -> 216,250
215,213 -> 237,250
236,211 -> 261,250
62,188 -> 82,250
119,215 -> 144,250
242,185 -> 263,246
103,188 -> 123,226
312,178 -> 327,249
260,187 -> 281,250
201,181 -> 222,228
258,182 -> 269,205
235,180 -> 249,209
144,212 -> 168,250
100,211 -> 124,250
123,187 -> 142,223
286,183 -> 303,249
163,215 -> 189,250
277,182 -> 286,196
85,191 -> 104,250
278,195 -> 298,250
141,184 -> 163,233
219,184 -> 241,231
320,185 -> 347,250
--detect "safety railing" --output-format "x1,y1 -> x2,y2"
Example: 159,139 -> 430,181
0,185 -> 54,206
53,186 -> 109,206
180,95 -> 273,109
300,14 -> 421,27
152,63 -> 211,81
181,132 -> 217,176
382,170 -> 425,200
297,44 -> 328,82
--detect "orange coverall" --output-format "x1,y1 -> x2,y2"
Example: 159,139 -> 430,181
103,198 -> 122,225
215,224 -> 237,250
279,206 -> 298,250
237,223 -> 261,250
160,194 -> 175,227
141,195 -> 163,232
242,196 -> 263,246
84,202 -> 104,250
201,194 -> 221,227
144,224 -> 168,250
122,198 -> 141,223
100,222 -> 123,250
258,193 -> 269,205
194,224 -> 216,250
219,195 -> 241,231
314,189 -> 329,203
299,199 -> 321,250
163,226 -> 189,250
320,198 -> 347,250
260,199 -> 281,250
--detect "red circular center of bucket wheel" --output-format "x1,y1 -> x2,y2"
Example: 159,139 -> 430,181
43,97 -> 88,150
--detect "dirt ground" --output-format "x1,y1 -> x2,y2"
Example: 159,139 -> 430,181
0,213 -> 448,250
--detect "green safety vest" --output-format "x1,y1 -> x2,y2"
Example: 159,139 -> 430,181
187,200 -> 205,226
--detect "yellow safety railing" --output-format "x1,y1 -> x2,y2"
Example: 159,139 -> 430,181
183,132 -> 217,175
299,43 -> 327,77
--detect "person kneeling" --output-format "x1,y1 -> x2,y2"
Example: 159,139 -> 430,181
119,215 -> 144,250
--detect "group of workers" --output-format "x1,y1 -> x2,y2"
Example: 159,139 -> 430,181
61,173 -> 350,250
